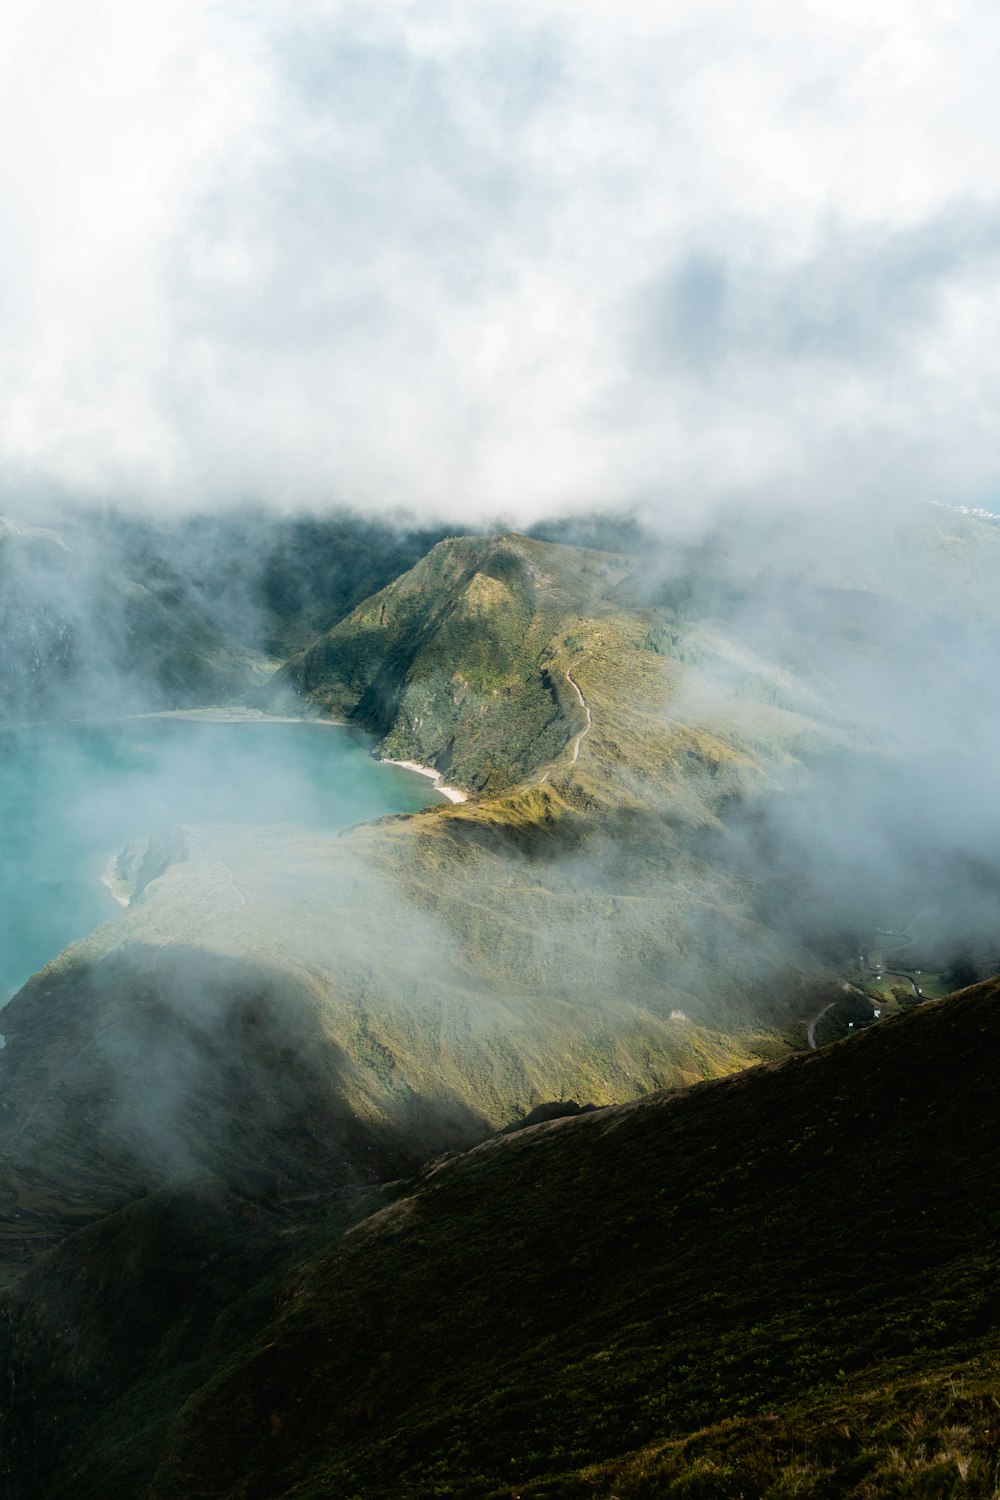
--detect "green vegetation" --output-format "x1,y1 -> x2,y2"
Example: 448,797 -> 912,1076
3,515 -> 1000,1496
269,533 -> 642,794
4,976 -> 998,1497
146,978 -> 1000,1498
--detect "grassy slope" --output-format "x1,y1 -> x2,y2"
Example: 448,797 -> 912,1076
138,976 -> 1000,1499
0,531 -> 912,1282
270,533 -> 638,792
0,802 -> 790,1287
0,1171 -> 391,1500
266,528 -> 901,846
265,528 -> 821,805
2,520 -> 1000,1493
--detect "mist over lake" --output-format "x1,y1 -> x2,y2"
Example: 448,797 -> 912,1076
0,718 -> 436,1004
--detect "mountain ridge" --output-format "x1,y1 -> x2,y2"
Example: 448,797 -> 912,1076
4,973 -> 997,1497
2,514 -> 1000,1495
0,514 -> 267,722
142,973 -> 1000,1498
269,532 -> 639,794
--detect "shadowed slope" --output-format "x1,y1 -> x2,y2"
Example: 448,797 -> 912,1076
0,936 -> 491,1285
0,975 -> 989,1498
142,977 -> 1000,1499
0,1171 -> 395,1500
0,810 -> 789,1286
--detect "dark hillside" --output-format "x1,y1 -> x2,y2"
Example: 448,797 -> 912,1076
3,977 -> 995,1497
0,1172 -> 389,1500
142,976 -> 1000,1498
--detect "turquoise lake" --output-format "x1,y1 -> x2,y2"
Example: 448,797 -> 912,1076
0,718 -> 437,1004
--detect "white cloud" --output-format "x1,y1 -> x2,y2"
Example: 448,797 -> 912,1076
1,0 -> 999,524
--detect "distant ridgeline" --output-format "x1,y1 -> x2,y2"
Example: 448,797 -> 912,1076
0,515 -> 261,721
0,509 -> 449,723
1,506 -> 1000,1495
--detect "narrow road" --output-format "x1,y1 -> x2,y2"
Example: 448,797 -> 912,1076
565,664 -> 592,764
807,1002 -> 836,1050
860,946 -> 921,996
880,970 -> 920,995
808,974 -> 912,1052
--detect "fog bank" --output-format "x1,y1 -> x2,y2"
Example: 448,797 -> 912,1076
2,2 -> 1000,526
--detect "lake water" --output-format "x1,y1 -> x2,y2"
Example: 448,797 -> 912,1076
0,718 -> 438,1004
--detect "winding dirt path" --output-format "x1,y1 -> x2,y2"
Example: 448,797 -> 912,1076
879,970 -> 920,995
218,856 -> 248,907
807,976 -> 903,1051
538,660 -> 593,784
565,664 -> 592,764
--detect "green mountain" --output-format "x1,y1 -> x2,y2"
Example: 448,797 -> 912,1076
4,519 -> 994,1289
269,533 -> 641,793
3,530 -> 857,1285
4,976 -> 999,1497
2,512 -> 999,1496
0,507 -> 453,725
267,528 -> 868,810
0,516 -> 266,721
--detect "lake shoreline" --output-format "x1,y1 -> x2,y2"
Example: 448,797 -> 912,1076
138,710 -> 470,805
3,707 -> 472,805
1,713 -> 444,1001
380,758 -> 469,805
141,711 -> 470,804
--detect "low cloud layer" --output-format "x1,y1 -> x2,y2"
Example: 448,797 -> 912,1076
2,2 -> 1000,525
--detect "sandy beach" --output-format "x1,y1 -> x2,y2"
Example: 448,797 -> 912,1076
145,712 -> 470,801
381,758 -> 468,804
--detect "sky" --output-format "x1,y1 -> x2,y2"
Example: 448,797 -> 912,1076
2,0 -> 1000,526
